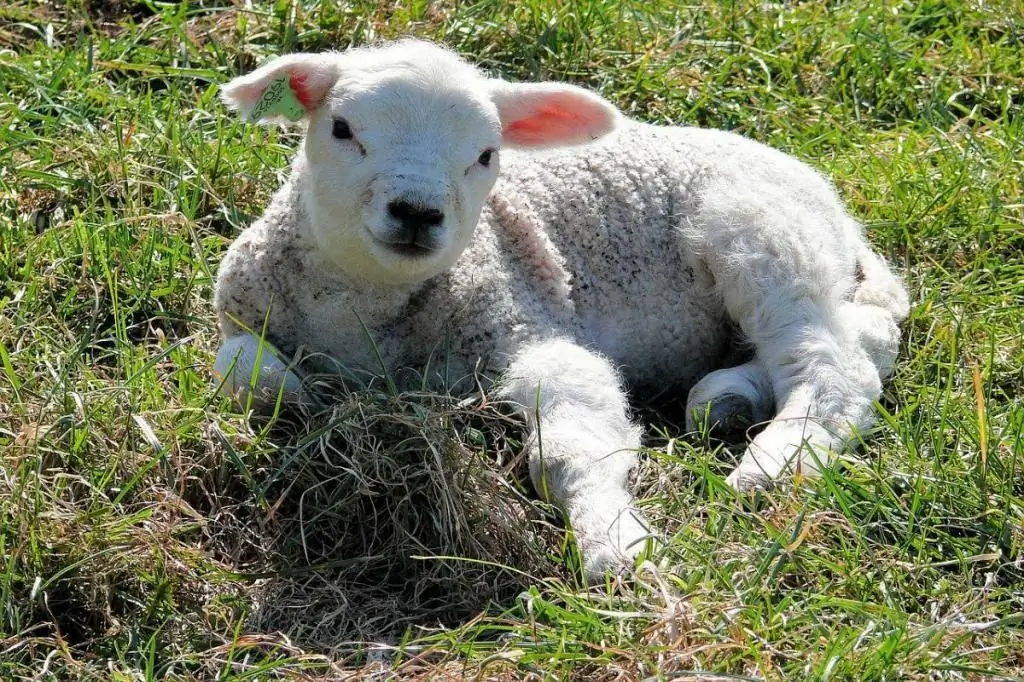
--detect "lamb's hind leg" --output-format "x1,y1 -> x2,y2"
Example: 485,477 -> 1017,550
726,310 -> 881,490
725,249 -> 908,489
686,358 -> 774,438
845,247 -> 910,382
499,338 -> 652,582
697,189 -> 905,490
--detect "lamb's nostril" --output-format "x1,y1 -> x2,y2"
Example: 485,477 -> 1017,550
387,200 -> 444,228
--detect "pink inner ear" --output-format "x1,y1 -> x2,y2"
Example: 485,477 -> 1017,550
288,72 -> 315,110
504,96 -> 607,145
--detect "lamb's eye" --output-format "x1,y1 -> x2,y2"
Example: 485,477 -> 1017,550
478,149 -> 494,167
332,118 -> 353,140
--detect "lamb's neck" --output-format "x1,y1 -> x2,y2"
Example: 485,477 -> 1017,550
272,164 -> 423,332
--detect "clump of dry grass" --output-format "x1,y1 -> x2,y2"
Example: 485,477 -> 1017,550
207,375 -> 565,654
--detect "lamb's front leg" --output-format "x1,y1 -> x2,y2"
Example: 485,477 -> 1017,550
499,339 -> 652,582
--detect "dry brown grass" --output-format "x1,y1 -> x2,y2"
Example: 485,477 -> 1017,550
201,377 -> 566,654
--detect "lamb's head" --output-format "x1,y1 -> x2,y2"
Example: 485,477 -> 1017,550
221,39 -> 621,285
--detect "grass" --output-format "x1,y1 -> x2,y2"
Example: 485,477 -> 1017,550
1,0 -> 1022,679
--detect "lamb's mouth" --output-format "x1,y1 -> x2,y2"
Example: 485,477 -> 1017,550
381,240 -> 435,257
372,234 -> 438,258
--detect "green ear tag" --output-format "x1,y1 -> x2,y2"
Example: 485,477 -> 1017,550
250,74 -> 306,122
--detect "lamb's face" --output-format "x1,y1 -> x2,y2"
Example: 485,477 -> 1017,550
221,39 -> 622,286
301,72 -> 502,285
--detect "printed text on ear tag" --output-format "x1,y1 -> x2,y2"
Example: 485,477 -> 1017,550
250,74 -> 306,122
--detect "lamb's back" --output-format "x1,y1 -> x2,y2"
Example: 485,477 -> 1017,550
457,123 -> 740,391
456,121 -> 860,391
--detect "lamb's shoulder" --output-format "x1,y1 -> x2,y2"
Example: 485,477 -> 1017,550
214,180 -> 309,349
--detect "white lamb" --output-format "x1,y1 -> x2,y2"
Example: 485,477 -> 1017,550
213,39 -> 909,581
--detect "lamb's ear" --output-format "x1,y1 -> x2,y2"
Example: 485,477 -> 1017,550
221,53 -> 339,124
489,80 -> 620,149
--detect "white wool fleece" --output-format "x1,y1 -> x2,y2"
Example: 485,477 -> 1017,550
214,39 -> 909,582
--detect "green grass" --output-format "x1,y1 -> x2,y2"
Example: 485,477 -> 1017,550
1,0 -> 1023,679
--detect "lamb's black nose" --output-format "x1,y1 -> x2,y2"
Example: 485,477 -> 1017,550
387,200 -> 444,232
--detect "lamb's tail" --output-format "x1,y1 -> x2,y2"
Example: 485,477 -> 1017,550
853,244 -> 909,324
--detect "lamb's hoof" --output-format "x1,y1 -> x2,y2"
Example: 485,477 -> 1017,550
725,467 -> 771,492
213,333 -> 305,409
688,393 -> 756,440
582,545 -> 633,583
579,511 -> 653,584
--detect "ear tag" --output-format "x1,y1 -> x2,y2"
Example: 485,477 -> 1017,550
250,74 -> 306,122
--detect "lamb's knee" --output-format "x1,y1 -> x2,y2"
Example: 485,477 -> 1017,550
499,338 -> 629,417
686,360 -> 774,436
499,340 -> 641,490
213,333 -> 304,408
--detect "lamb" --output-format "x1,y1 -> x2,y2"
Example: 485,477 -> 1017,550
213,38 -> 909,581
